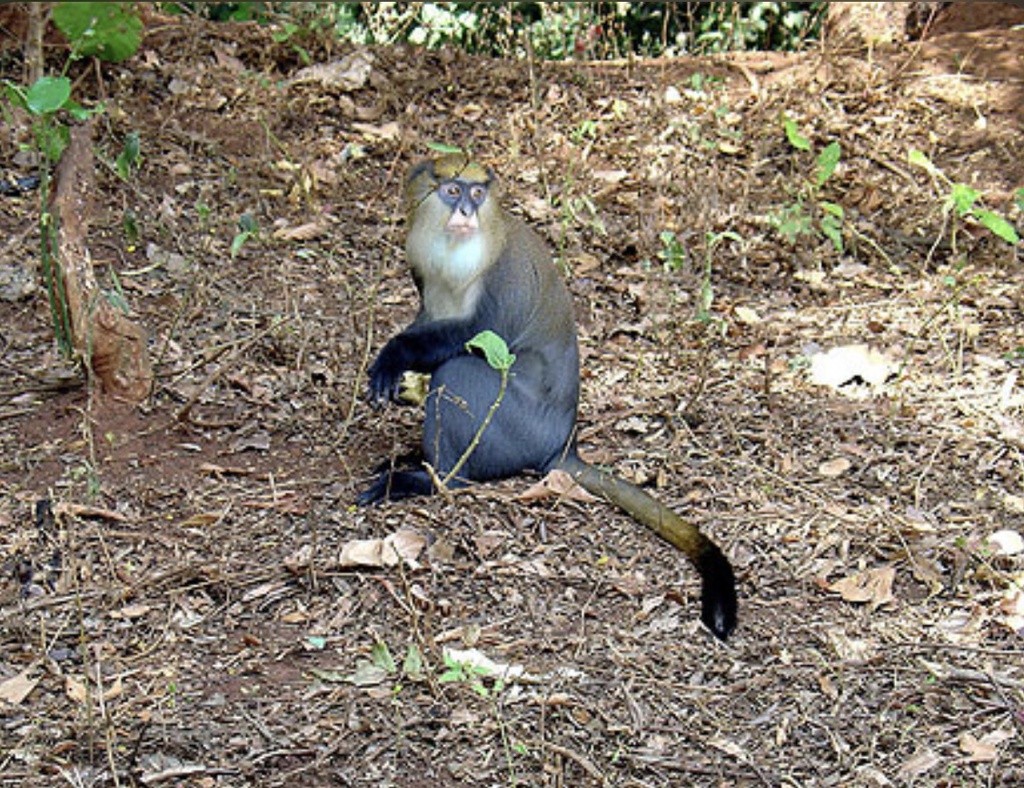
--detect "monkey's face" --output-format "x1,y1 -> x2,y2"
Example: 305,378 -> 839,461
405,154 -> 499,242
404,155 -> 506,318
437,178 -> 488,236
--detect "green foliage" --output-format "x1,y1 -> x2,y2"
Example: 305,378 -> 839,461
439,653 -> 503,698
658,230 -> 687,272
177,3 -> 824,60
815,141 -> 841,188
426,141 -> 466,155
771,117 -> 845,253
53,2 -> 143,63
908,150 -> 1021,246
230,212 -> 260,258
115,130 -> 141,180
466,330 -> 516,373
24,76 -> 72,115
440,330 -> 516,488
693,2 -> 823,53
783,117 -> 811,151
697,231 -> 743,327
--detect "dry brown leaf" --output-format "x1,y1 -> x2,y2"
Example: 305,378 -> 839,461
65,675 -> 88,704
110,603 -> 152,620
288,52 -> 373,91
897,748 -> 941,779
179,512 -> 224,528
272,221 -> 328,241
242,581 -> 288,603
198,462 -> 252,476
381,530 -> 426,567
708,734 -> 749,761
828,565 -> 896,610
959,730 -> 1013,763
338,538 -> 382,567
959,732 -> 996,763
997,584 -> 1024,633
516,470 -> 597,503
827,630 -> 879,662
55,502 -> 128,522
338,530 -> 425,569
280,609 -> 312,624
283,544 -> 314,573
65,675 -> 122,704
0,671 -> 38,705
473,530 -> 506,559
102,676 -> 124,701
733,305 -> 761,324
352,121 -> 401,141
818,457 -> 852,478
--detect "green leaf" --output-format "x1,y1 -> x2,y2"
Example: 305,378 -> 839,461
466,330 -> 516,372
53,2 -> 143,63
345,661 -> 390,687
3,80 -> 28,110
907,149 -> 939,175
783,117 -> 811,151
815,141 -> 841,187
238,213 -> 259,234
820,201 -> 844,219
25,76 -> 72,115
820,215 -> 844,253
973,208 -> 1020,245
1014,187 -> 1024,214
426,142 -> 464,154
65,100 -> 101,122
40,123 -> 71,163
116,130 -> 141,180
230,230 -> 252,259
949,183 -> 980,216
402,644 -> 425,681
371,641 -> 396,673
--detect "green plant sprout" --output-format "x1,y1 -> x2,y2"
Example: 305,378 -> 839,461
659,229 -> 742,329
115,130 -> 141,180
230,213 -> 260,258
438,652 -> 504,698
771,116 -> 844,253
658,230 -> 687,272
908,150 -> 1021,247
439,330 -> 516,488
344,640 -> 426,687
698,230 -> 743,327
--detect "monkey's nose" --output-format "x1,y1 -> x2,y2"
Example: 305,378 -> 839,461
446,210 -> 479,233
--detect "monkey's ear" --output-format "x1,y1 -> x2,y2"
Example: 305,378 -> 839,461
405,159 -> 436,186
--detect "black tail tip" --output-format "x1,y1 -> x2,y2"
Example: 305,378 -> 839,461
699,546 -> 738,641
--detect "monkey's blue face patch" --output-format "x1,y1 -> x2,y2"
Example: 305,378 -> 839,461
438,179 -> 488,223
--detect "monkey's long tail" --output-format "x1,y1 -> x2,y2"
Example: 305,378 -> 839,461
558,454 -> 737,641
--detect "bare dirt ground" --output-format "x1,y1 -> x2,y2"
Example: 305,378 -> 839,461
2,13 -> 1023,788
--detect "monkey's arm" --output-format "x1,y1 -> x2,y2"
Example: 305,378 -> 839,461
368,317 -> 478,406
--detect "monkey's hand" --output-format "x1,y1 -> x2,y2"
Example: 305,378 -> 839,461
367,338 -> 411,407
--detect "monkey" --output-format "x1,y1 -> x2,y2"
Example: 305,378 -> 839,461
359,153 -> 737,641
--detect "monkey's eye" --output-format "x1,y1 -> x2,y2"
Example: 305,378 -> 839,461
469,184 -> 487,204
440,182 -> 462,199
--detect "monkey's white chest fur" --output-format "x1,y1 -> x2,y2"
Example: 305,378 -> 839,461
413,232 -> 490,321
